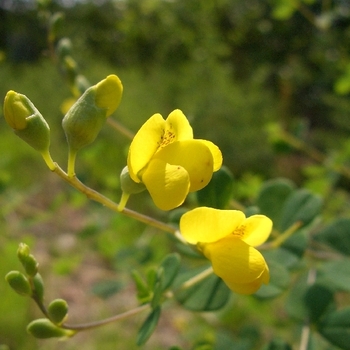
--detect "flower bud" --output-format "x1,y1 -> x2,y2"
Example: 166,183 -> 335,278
17,243 -> 38,277
62,74 -> 123,153
5,271 -> 32,296
32,273 -> 45,303
3,91 -> 51,153
48,299 -> 69,325
27,319 -> 75,339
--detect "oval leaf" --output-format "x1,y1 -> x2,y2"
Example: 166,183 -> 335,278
175,267 -> 230,311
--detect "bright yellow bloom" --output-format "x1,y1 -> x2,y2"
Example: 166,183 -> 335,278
127,110 -> 222,210
180,207 -> 272,294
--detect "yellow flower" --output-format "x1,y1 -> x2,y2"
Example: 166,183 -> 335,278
180,207 -> 272,294
127,110 -> 222,210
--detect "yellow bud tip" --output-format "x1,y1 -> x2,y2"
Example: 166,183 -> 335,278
94,74 -> 123,117
4,90 -> 31,130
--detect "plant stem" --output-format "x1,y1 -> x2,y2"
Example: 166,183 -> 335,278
61,304 -> 150,331
51,163 -> 177,234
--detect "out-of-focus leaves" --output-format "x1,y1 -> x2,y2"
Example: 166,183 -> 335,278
175,267 -> 230,311
91,280 -> 124,299
318,260 -> 350,292
304,284 -> 335,323
136,306 -> 161,346
262,247 -> 300,270
314,218 -> 350,256
196,166 -> 234,209
271,0 -> 297,20
256,178 -> 295,229
318,307 -> 350,350
159,253 -> 181,291
279,189 -> 323,231
262,338 -> 293,350
254,260 -> 290,299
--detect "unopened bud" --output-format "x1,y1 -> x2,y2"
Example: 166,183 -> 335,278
32,273 -> 45,303
17,243 -> 38,277
48,299 -> 69,325
3,91 -> 51,153
62,74 -> 123,153
5,271 -> 31,296
27,319 -> 75,339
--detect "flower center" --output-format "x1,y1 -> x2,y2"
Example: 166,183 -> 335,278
159,128 -> 175,148
232,225 -> 246,238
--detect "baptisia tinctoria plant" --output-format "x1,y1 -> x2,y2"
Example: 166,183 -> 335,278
180,207 -> 272,294
119,110 -> 222,211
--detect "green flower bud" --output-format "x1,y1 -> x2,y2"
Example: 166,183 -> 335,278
3,91 -> 51,154
120,166 -> 146,194
49,12 -> 65,42
27,319 -> 75,339
62,74 -> 123,153
32,273 -> 45,303
56,38 -> 72,61
17,243 -> 38,277
48,299 -> 69,325
5,271 -> 32,296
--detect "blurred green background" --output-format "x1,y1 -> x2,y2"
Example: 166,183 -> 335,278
1,0 -> 350,349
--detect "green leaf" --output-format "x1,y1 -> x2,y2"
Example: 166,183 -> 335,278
262,338 -> 293,350
254,260 -> 290,299
279,189 -> 323,231
256,178 -> 295,229
175,267 -> 230,311
196,166 -> 234,209
262,247 -> 300,269
91,280 -> 124,299
132,270 -> 152,304
281,228 -> 308,258
285,272 -> 309,320
136,306 -> 161,346
319,260 -> 350,292
318,307 -> 350,350
272,0 -> 296,20
304,284 -> 335,323
315,218 -> 350,256
159,253 -> 181,291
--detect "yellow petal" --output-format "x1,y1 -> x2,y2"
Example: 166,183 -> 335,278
197,140 -> 222,171
127,113 -> 165,182
180,207 -> 245,244
202,236 -> 268,285
94,75 -> 123,117
154,140 -> 214,192
142,158 -> 190,211
165,109 -> 193,141
225,266 -> 270,295
241,215 -> 273,247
